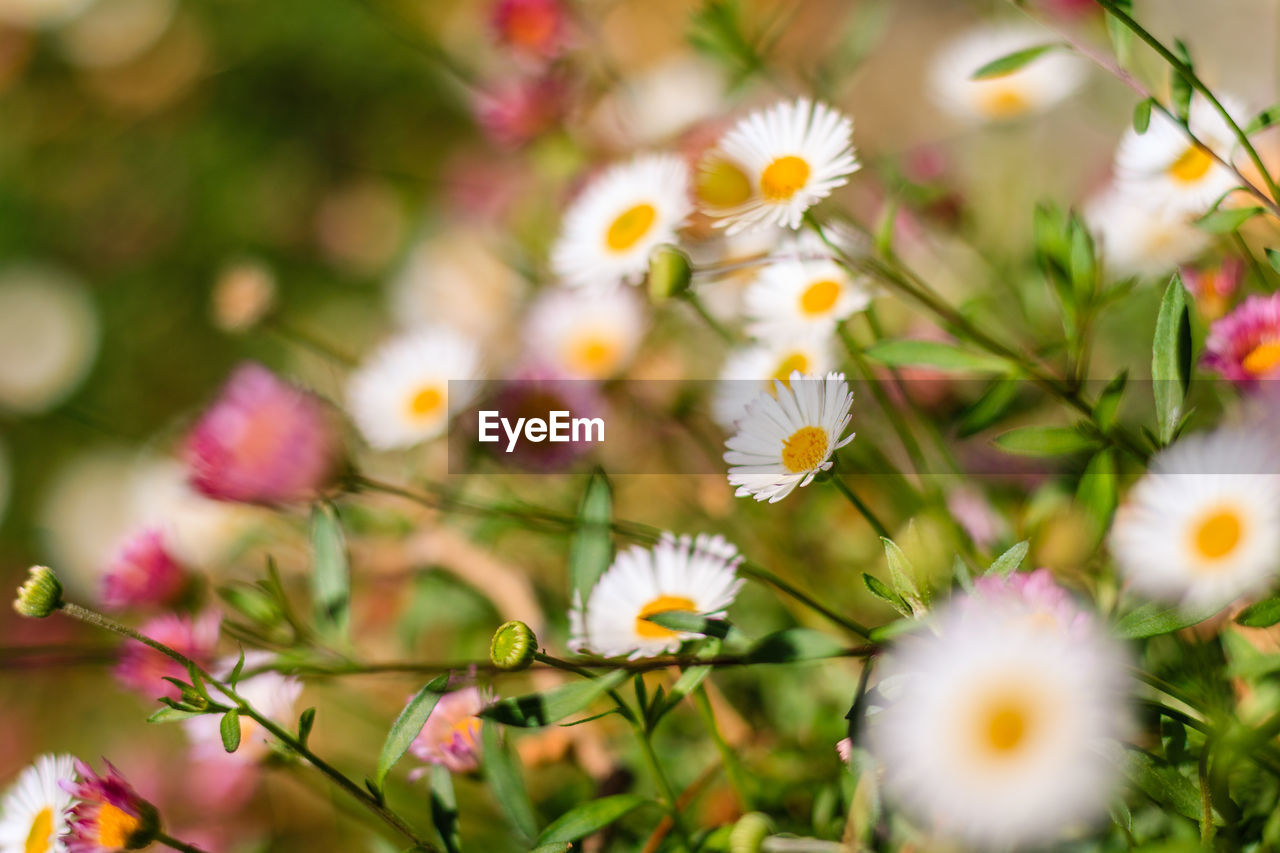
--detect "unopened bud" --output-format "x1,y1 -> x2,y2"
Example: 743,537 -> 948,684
490,620 -> 537,671
14,566 -> 62,618
648,244 -> 692,304
729,812 -> 772,853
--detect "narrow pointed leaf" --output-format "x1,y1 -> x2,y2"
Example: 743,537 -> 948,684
971,43 -> 1059,79
993,425 -> 1097,457
1152,275 -> 1191,445
1114,600 -> 1223,638
310,502 -> 350,641
1196,206 -> 1262,234
483,670 -> 629,728
863,340 -> 1010,373
480,723 -> 539,841
569,472 -> 613,605
987,540 -> 1029,577
536,794 -> 648,845
374,674 -> 449,788
1236,597 -> 1280,628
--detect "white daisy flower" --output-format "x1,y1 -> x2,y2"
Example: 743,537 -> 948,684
1110,428 -> 1280,610
724,372 -> 854,503
0,264 -> 99,415
551,154 -> 692,289
699,98 -> 859,234
347,326 -> 480,450
744,233 -> 871,341
928,24 -> 1086,124
524,285 -> 647,380
185,653 -> 303,764
867,594 -> 1129,849
1115,93 -> 1248,216
569,533 -> 744,659
1084,186 -> 1211,279
711,337 -> 837,430
0,753 -> 77,853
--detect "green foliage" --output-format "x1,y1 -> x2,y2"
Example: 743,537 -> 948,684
374,674 -> 450,789
1152,275 -> 1192,446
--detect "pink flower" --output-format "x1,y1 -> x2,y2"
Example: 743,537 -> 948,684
473,73 -> 570,149
184,363 -> 344,504
1204,292 -> 1280,386
1182,258 -> 1243,321
100,528 -> 188,610
63,759 -> 159,853
114,611 -> 219,701
946,487 -> 1005,551
969,568 -> 1092,638
1039,0 -> 1101,17
491,0 -> 570,61
408,686 -> 491,774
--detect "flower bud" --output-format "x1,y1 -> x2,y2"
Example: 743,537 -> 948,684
13,565 -> 62,618
490,620 -> 537,671
647,244 -> 692,304
728,812 -> 772,853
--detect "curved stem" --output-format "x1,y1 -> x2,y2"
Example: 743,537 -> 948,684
829,476 -> 891,540
155,832 -> 209,853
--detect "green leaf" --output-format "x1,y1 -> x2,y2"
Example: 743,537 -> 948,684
480,723 -> 538,841
970,43 -> 1059,79
310,502 -> 350,641
880,537 -> 923,607
374,674 -> 449,788
484,670 -> 629,728
1076,450 -> 1118,536
1267,247 -> 1280,274
1113,600 -> 1223,639
1245,105 -> 1280,135
536,794 -> 648,845
1236,597 -> 1280,628
864,573 -> 910,616
1092,371 -> 1127,432
429,764 -> 462,853
1105,0 -> 1134,65
642,610 -> 731,638
146,706 -> 208,723
1120,745 -> 1221,824
220,709 -> 242,753
1068,215 -> 1097,302
993,425 -> 1097,457
228,649 -> 246,687
873,197 -> 897,257
569,472 -> 613,607
1152,274 -> 1191,445
1196,206 -> 1263,234
863,340 -> 1010,374
1169,40 -> 1194,121
987,540 -> 1029,577
1133,97 -> 1154,133
297,707 -> 316,747
957,376 -> 1023,437
746,628 -> 849,663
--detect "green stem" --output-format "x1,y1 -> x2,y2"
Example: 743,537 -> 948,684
632,720 -> 693,852
835,322 -> 930,480
682,291 -> 739,344
692,686 -> 752,810
828,476 -> 891,540
155,832 -> 209,853
58,604 -> 437,851
266,318 -> 358,367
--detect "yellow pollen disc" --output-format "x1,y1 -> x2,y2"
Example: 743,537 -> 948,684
697,158 -> 753,208
1168,146 -> 1214,184
448,716 -> 481,749
981,700 -> 1030,755
1243,340 -> 1280,375
569,336 -> 619,375
635,594 -> 698,639
799,279 -> 841,316
1192,508 -> 1243,562
977,86 -> 1030,119
771,352 -> 810,384
781,425 -> 828,473
605,203 -> 657,252
409,386 -> 444,419
24,807 -> 53,853
760,156 -> 811,202
95,803 -> 142,850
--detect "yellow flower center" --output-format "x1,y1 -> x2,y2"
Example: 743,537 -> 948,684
781,425 -> 829,473
635,594 -> 698,639
568,335 -> 619,375
447,716 -> 481,749
1243,340 -> 1280,375
605,203 -> 657,252
95,803 -> 142,850
1192,507 -> 1243,562
760,156 -> 811,201
408,386 -> 444,419
771,352 -> 810,384
977,86 -> 1029,119
24,807 -> 53,853
799,279 -> 841,316
980,698 -> 1031,756
697,158 -> 753,208
1168,145 -> 1214,184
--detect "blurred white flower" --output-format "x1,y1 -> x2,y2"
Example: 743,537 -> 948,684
1115,93 -> 1247,216
700,98 -> 858,234
524,285 -> 646,379
744,232 -> 871,341
712,337 -> 836,429
1110,427 -> 1280,610
0,264 -> 99,414
724,371 -> 853,503
130,458 -> 263,569
38,448 -> 140,594
1084,187 -> 1211,279
347,326 -> 480,449
57,0 -> 175,68
552,154 -> 692,289
569,532 -> 743,658
867,592 -> 1129,848
595,55 -> 727,145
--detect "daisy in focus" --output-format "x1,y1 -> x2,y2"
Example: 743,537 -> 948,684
1110,428 -> 1280,609
570,533 -> 743,658
0,753 -> 76,853
928,24 -> 1086,124
1085,187 -> 1211,279
551,154 -> 692,289
743,232 -> 871,340
64,760 -> 158,853
724,372 -> 854,503
408,686 -> 493,775
1203,292 -> 1280,385
347,326 -> 481,450
523,285 -> 646,379
867,587 -> 1129,848
711,337 -> 837,429
699,97 -> 858,233
1114,93 -> 1248,215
